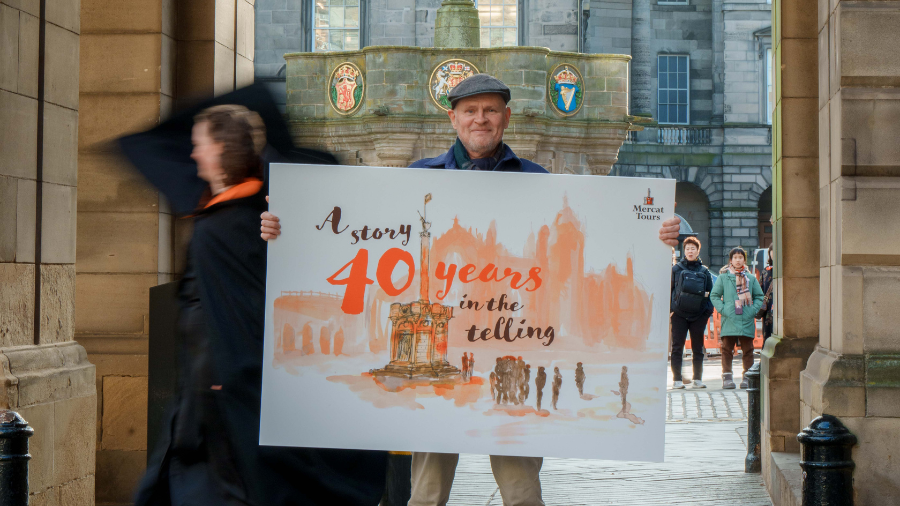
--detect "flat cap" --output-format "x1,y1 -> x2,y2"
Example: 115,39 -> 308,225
448,74 -> 511,107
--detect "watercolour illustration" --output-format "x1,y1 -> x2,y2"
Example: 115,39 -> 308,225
260,164 -> 675,462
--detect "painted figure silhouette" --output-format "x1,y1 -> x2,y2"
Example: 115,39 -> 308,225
575,362 -> 586,397
552,367 -> 562,410
461,353 -> 469,380
523,364 -> 531,402
490,371 -> 498,402
494,358 -> 504,404
535,366 -> 547,411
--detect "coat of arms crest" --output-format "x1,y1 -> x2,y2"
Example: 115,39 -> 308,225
548,64 -> 584,117
430,59 -> 479,111
329,62 -> 364,115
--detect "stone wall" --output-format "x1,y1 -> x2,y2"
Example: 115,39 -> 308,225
722,0 -> 770,124
75,1 -> 255,503
796,0 -> 900,504
0,0 -> 98,503
585,0 -> 633,55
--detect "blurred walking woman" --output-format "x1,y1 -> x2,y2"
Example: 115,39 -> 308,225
709,247 -> 765,390
135,105 -> 386,506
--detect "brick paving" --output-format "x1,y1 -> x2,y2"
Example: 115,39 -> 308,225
447,357 -> 771,505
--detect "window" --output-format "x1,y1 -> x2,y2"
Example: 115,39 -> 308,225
658,0 -> 689,5
657,55 -> 689,124
476,0 -> 518,48
765,47 -> 773,125
313,0 -> 360,52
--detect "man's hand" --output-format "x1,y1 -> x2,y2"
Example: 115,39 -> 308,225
261,196 -> 282,241
659,216 -> 680,247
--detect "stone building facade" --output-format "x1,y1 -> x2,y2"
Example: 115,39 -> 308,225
2,0 -> 255,504
255,0 -> 772,269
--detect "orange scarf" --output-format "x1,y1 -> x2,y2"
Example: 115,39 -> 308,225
204,178 -> 263,209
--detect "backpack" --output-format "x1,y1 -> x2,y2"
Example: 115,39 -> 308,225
673,268 -> 707,315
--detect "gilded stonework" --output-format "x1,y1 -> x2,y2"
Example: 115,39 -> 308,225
548,63 -> 584,117
430,59 -> 479,111
329,62 -> 364,115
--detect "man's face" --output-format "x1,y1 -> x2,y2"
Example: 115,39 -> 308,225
447,94 -> 511,158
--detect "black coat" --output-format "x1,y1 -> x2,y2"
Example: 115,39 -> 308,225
670,258 -> 714,321
135,189 -> 388,506
121,84 -> 387,506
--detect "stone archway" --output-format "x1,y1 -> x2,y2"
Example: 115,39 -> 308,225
319,327 -> 331,355
301,323 -> 314,356
675,182 -> 711,266
283,323 -> 296,352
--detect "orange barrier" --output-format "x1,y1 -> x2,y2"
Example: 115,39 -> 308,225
685,309 -> 765,352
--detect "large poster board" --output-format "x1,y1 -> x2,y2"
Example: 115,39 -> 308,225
260,164 -> 675,462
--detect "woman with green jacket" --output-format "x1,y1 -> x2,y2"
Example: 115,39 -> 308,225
710,247 -> 765,389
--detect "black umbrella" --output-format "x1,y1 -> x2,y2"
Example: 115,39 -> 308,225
118,82 -> 336,216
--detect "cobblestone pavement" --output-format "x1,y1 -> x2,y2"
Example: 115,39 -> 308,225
447,357 -> 771,505
667,389 -> 748,421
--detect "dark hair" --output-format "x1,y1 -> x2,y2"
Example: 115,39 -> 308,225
683,237 -> 701,249
728,247 -> 747,262
195,105 -> 266,186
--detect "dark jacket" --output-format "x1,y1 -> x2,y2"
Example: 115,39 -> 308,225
136,188 -> 388,506
670,258 -> 715,321
409,143 -> 550,173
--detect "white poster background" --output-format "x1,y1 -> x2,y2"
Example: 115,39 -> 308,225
261,164 -> 676,462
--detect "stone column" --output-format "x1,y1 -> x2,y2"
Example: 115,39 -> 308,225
77,0 -> 254,502
710,0 -> 725,124
760,0 -> 819,499
0,0 -> 97,503
629,0 -> 652,117
798,1 -> 900,504
434,0 -> 480,48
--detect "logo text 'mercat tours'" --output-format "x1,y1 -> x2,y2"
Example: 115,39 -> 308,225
634,188 -> 664,221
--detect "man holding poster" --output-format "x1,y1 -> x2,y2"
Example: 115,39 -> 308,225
260,74 -> 681,506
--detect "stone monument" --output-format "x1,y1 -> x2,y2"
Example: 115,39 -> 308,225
283,0 -> 642,175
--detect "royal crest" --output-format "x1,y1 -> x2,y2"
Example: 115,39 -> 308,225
548,64 -> 584,117
329,62 -> 364,115
430,59 -> 480,111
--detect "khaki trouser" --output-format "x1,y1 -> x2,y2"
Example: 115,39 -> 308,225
408,452 -> 544,506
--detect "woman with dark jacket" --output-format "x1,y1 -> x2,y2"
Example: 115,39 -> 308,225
759,246 -> 774,341
130,105 -> 387,506
710,247 -> 765,390
669,237 -> 715,389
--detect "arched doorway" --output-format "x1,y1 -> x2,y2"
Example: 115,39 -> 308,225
282,323 -> 295,352
301,323 -> 314,355
757,187 -> 772,248
675,182 -> 711,265
319,327 -> 331,355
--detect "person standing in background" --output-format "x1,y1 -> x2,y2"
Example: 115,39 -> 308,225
669,237 -> 714,389
710,247 -> 765,389
759,246 -> 775,342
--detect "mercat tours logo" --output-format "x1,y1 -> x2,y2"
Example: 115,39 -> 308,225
634,189 -> 664,221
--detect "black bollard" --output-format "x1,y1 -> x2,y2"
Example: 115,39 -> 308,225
797,414 -> 857,506
0,410 -> 34,506
744,362 -> 761,473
